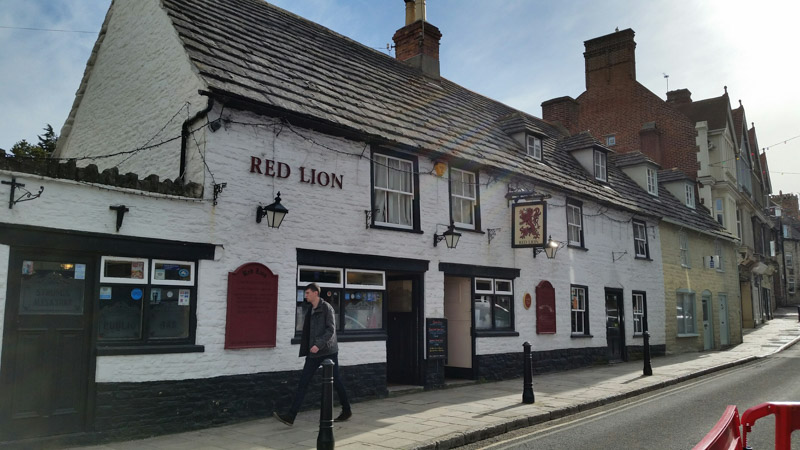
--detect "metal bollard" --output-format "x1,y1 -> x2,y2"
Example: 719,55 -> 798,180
317,359 -> 335,450
796,305 -> 800,322
522,342 -> 535,404
643,331 -> 653,376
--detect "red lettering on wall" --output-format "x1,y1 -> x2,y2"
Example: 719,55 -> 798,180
317,171 -> 330,187
300,166 -> 311,183
277,162 -> 291,179
265,159 -> 275,177
331,174 -> 343,189
250,156 -> 263,174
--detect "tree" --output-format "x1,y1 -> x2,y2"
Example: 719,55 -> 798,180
7,125 -> 58,159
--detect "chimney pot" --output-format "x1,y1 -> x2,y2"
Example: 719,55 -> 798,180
393,0 -> 441,78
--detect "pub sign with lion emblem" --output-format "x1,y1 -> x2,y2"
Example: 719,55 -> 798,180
512,201 -> 546,248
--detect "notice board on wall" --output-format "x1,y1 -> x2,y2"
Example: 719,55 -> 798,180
225,262 -> 278,349
426,318 -> 447,361
536,280 -> 556,334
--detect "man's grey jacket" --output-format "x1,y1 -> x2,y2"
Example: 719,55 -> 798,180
299,299 -> 338,358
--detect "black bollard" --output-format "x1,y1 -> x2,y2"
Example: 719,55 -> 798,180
317,359 -> 335,450
643,331 -> 653,376
796,305 -> 800,322
522,342 -> 535,404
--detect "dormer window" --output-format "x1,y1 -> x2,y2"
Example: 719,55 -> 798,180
526,135 -> 542,161
593,150 -> 607,182
685,184 -> 695,209
605,135 -> 616,147
646,168 -> 657,196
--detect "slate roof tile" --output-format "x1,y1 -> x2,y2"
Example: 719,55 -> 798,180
157,0 -> 732,239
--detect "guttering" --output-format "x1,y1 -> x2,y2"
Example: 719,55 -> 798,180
179,91 -> 215,181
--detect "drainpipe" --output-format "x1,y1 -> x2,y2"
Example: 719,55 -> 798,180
180,91 -> 215,181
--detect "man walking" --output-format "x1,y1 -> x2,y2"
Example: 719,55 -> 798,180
274,282 -> 352,426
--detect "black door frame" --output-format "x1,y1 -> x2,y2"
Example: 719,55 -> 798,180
604,287 -> 627,362
0,247 -> 98,439
386,273 -> 425,385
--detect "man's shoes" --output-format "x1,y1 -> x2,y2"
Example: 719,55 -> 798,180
274,411 -> 295,426
334,409 -> 352,422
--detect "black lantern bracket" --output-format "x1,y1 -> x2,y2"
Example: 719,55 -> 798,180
505,182 -> 551,207
612,250 -> 628,262
2,177 -> 44,209
533,235 -> 565,259
364,208 -> 380,229
433,221 -> 462,249
487,228 -> 501,244
213,182 -> 227,206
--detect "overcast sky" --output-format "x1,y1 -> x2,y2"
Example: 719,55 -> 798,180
2,0 -> 798,196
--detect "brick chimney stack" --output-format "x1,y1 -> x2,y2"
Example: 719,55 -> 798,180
666,89 -> 693,106
583,28 -> 636,89
392,0 -> 441,78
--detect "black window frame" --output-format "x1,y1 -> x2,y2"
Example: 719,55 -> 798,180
369,147 -> 421,233
473,277 -> 515,332
448,165 -> 481,232
96,256 -> 199,352
570,284 -> 590,336
633,219 -> 650,259
566,198 -> 585,248
295,266 -> 388,341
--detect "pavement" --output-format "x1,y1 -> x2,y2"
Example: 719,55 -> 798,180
70,307 -> 800,450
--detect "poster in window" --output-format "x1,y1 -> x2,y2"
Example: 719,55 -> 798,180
131,261 -> 144,279
536,280 -> 556,334
225,262 -> 278,349
511,201 -> 546,248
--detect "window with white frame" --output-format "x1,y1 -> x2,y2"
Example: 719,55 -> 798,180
685,184 -> 696,209
677,290 -> 696,335
566,199 -> 584,247
594,150 -> 607,182
372,152 -> 417,229
97,256 -> 197,343
605,135 -> 616,147
296,266 -> 385,334
714,240 -> 724,272
527,135 -> 542,161
787,253 -> 794,275
736,209 -> 742,239
570,285 -> 589,335
646,168 -> 658,196
679,231 -> 690,267
790,277 -> 796,294
474,278 -> 513,330
714,198 -> 724,226
450,167 -> 478,229
633,220 -> 649,259
632,291 -> 646,335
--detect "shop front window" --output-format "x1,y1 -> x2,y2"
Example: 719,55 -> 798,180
474,277 -> 513,330
97,256 -> 195,343
296,266 -> 385,334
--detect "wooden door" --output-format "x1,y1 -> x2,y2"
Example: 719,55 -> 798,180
0,252 -> 94,440
386,278 -> 419,384
604,289 -> 625,362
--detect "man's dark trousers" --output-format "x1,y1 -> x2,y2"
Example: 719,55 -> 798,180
290,352 -> 351,415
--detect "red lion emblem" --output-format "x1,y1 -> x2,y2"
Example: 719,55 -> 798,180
519,207 -> 541,240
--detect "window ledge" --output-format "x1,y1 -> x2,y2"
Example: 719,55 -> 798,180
681,264 -> 691,269
369,225 -> 424,234
677,333 -> 699,338
474,330 -> 519,338
97,344 -> 204,356
568,245 -> 588,251
454,227 -> 485,234
635,256 -> 653,261
570,334 -> 594,338
291,332 -> 387,345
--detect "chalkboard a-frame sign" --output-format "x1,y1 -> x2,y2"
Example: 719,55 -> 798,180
426,318 -> 447,361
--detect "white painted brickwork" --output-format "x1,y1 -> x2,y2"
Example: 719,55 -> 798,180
55,0 -> 207,181
1,104 -> 667,383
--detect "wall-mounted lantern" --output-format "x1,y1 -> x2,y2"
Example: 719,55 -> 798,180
433,221 -> 461,249
256,192 -> 288,229
533,235 -> 564,259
